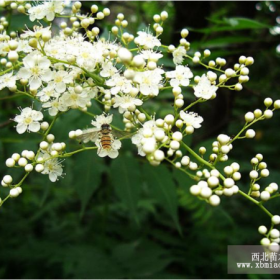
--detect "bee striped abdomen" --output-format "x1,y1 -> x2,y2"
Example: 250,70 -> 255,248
101,134 -> 112,150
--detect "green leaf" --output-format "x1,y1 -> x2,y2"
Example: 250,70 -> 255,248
73,152 -> 104,217
111,156 -> 142,223
189,17 -> 271,34
143,164 -> 181,234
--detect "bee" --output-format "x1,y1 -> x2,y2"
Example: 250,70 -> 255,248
76,123 -> 133,157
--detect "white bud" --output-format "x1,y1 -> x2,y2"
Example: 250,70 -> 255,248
18,157 -> 28,167
260,191 -> 270,201
210,169 -> 220,177
40,141 -> 49,150
274,100 -> 280,109
207,176 -> 219,188
185,126 -> 194,135
10,188 -> 20,198
154,150 -> 165,161
223,188 -> 234,197
69,131 -> 76,139
164,114 -> 175,125
220,145 -> 230,154
190,185 -> 200,196
181,28 -> 189,38
35,164 -> 44,172
270,229 -> 280,239
225,68 -> 235,77
175,162 -> 181,169
118,48 -> 132,62
3,175 -> 12,184
160,11 -> 168,20
250,170 -> 259,179
270,183 -> 278,191
258,225 -> 268,235
209,195 -> 220,206
25,164 -> 33,172
245,56 -> 254,65
260,169 -> 269,177
217,134 -> 230,145
175,99 -> 184,108
264,109 -> 273,119
154,130 -> 165,141
232,172 -> 241,181
46,134 -> 55,142
224,178 -> 234,188
6,158 -> 15,167
170,140 -> 180,150
245,112 -> 254,122
245,129 -> 255,138
189,162 -> 198,170
12,153 -> 20,161
204,49 -> 211,57
272,215 -> 280,225
172,131 -> 183,142
181,156 -> 190,166
261,237 -> 270,246
200,187 -> 212,198
224,166 -> 233,175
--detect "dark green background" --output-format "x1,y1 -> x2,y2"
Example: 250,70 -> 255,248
0,1 -> 280,279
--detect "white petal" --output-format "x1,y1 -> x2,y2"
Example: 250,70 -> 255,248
108,150 -> 119,159
49,172 -> 57,182
98,149 -> 108,157
56,82 -> 66,93
28,122 -> 40,132
42,69 -> 53,82
16,123 -> 27,134
17,68 -> 31,79
29,77 -> 42,90
112,139 -> 121,150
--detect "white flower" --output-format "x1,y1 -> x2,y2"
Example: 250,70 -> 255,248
36,83 -> 60,102
17,51 -> 53,90
14,107 -> 43,134
135,31 -> 161,49
193,74 -> 218,100
100,61 -> 118,78
139,50 -> 163,61
134,68 -> 164,96
28,1 -> 64,22
106,73 -> 132,95
179,111 -> 203,129
44,0 -> 64,21
96,138 -> 121,159
21,25 -> 51,39
0,72 -> 17,90
28,4 -> 46,22
0,41 -> 9,56
173,46 -> 186,65
42,97 -> 68,116
132,120 -> 164,156
166,65 -> 193,87
113,95 -> 143,114
40,151 -> 64,182
91,113 -> 113,129
60,87 -> 90,110
52,70 -> 72,93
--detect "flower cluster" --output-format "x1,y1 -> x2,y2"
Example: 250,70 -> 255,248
0,0 -> 280,248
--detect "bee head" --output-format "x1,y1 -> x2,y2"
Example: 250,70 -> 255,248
101,124 -> 110,130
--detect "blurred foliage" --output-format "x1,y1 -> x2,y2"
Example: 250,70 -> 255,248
1,1 -> 280,279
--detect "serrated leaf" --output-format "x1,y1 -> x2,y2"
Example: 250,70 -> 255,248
111,156 -> 142,223
143,164 -> 181,234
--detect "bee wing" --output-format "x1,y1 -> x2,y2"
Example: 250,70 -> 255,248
76,128 -> 99,143
111,128 -> 135,140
